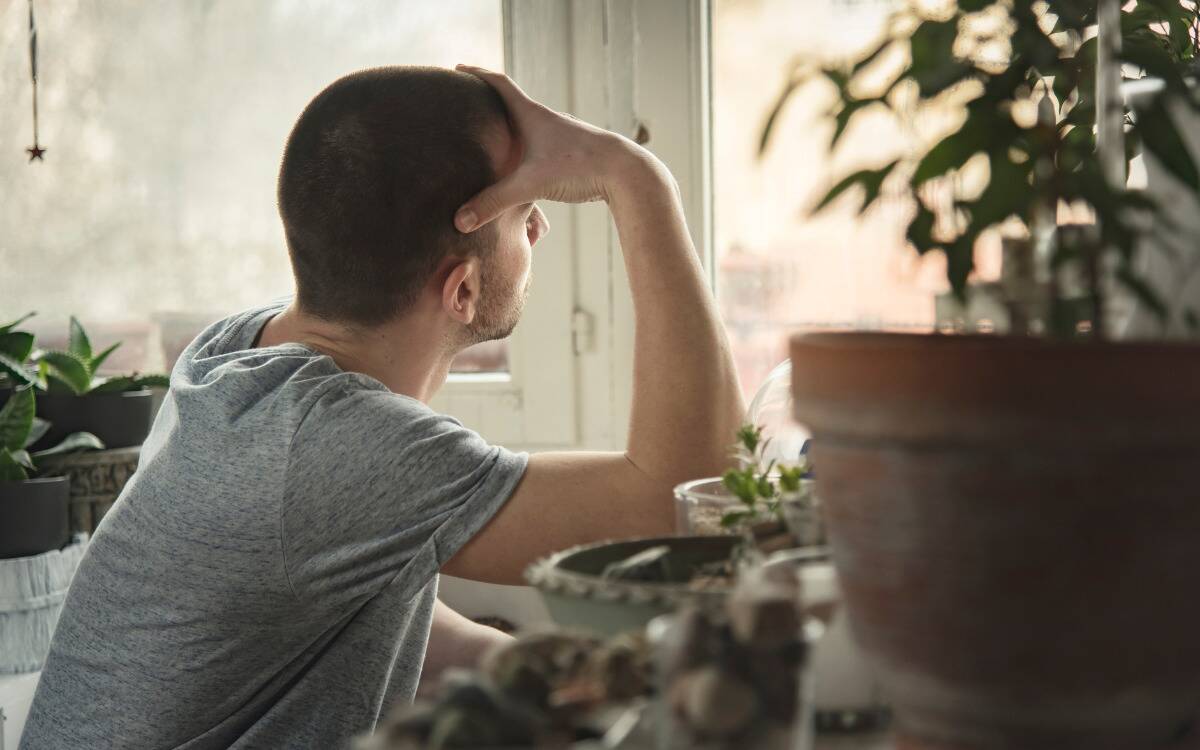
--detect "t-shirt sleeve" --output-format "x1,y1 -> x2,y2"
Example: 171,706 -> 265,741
281,377 -> 528,606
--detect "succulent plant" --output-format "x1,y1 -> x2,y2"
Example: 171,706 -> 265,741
34,316 -> 168,395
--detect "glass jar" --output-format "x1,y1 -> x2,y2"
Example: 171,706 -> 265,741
674,477 -> 742,536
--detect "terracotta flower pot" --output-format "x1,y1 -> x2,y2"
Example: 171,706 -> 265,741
790,332 -> 1200,750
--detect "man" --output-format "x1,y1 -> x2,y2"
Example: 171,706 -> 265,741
22,65 -> 742,748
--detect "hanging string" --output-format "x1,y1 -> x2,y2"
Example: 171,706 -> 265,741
26,0 -> 45,162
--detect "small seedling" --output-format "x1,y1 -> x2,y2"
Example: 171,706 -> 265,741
720,424 -> 810,530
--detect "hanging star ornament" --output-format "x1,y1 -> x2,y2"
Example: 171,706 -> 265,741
26,0 -> 46,163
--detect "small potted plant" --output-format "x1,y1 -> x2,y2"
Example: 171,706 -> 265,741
32,316 -> 168,450
762,1 -> 1200,747
0,386 -> 102,558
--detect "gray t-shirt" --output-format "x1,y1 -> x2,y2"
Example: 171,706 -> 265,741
21,302 -> 528,749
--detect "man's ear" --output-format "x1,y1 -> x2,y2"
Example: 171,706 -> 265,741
441,257 -> 481,326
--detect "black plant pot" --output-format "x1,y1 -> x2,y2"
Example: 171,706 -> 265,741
33,389 -> 154,450
0,476 -> 70,559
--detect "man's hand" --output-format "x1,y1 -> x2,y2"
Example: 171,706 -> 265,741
453,64 -> 649,233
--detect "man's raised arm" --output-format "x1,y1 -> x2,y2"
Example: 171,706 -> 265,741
442,66 -> 744,584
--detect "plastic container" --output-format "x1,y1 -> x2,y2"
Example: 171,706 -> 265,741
745,360 -> 810,467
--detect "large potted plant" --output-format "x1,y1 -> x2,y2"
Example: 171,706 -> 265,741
31,316 -> 168,450
764,1 -> 1200,747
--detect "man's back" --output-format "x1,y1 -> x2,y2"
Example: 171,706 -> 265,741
21,302 -> 526,749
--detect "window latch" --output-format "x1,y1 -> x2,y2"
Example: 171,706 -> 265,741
571,307 -> 595,355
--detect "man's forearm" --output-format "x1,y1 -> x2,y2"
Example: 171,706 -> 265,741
607,150 -> 745,486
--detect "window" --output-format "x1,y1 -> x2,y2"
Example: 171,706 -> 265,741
6,0 -> 974,450
1,1 -> 587,447
0,0 -> 504,375
713,0 -> 945,400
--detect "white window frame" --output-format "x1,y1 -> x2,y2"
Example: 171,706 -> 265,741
429,1 -> 581,450
433,0 -> 711,455
439,0 -> 711,627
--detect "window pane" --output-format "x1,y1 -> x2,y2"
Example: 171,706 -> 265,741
714,0 -> 943,400
0,0 -> 505,375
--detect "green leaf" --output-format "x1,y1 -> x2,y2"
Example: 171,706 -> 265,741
91,373 -> 169,393
0,332 -> 34,362
1185,308 -> 1200,334
1011,20 -> 1063,70
946,236 -> 976,301
0,387 -> 35,452
1128,0 -> 1197,62
778,465 -> 806,493
0,312 -> 35,336
35,350 -> 93,395
913,117 -> 991,185
759,75 -> 803,158
830,98 -> 880,150
0,450 -> 29,482
917,61 -> 975,99
68,316 -> 92,362
735,424 -> 763,454
1136,95 -> 1200,191
0,352 -> 37,388
968,153 -> 1032,232
1049,1 -> 1094,30
910,18 -> 969,98
853,38 -> 895,74
89,342 -> 122,374
813,160 -> 899,214
1115,264 -> 1168,326
906,204 -> 938,255
720,510 -> 755,529
1052,69 -> 1076,110
722,469 -> 757,506
1060,123 -> 1097,173
1063,101 -> 1096,131
1123,33 -> 1189,91
25,417 -> 49,449
1125,126 -> 1143,167
32,431 -> 104,459
132,374 -> 170,389
11,449 -> 33,470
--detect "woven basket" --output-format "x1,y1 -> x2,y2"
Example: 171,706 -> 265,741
39,447 -> 140,535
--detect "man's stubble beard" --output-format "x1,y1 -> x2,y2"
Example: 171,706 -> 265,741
463,265 -> 531,347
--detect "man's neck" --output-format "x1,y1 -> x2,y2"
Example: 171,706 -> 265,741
257,303 -> 456,403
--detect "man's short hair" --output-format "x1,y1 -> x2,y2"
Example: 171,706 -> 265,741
277,66 -> 508,326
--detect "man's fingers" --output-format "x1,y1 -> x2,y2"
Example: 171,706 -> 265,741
455,172 -> 530,234
455,64 -> 533,114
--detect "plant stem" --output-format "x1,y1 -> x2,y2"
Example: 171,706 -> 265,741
1094,0 -> 1124,339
